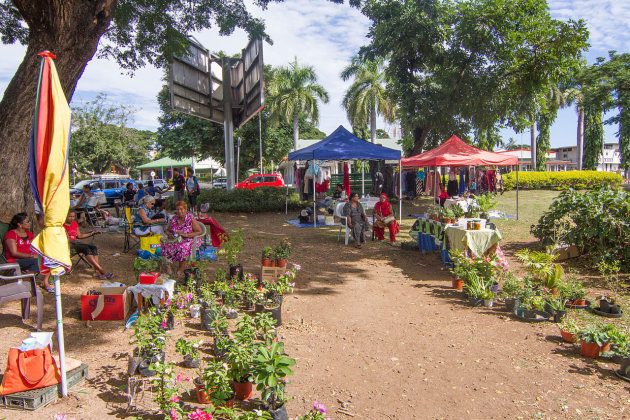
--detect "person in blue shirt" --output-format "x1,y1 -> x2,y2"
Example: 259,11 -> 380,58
186,173 -> 200,215
135,183 -> 147,202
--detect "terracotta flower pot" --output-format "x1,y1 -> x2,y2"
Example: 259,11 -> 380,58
550,288 -> 559,295
194,380 -> 212,404
572,298 -> 586,306
233,380 -> 253,400
276,259 -> 287,268
270,260 -> 276,267
580,340 -> 604,358
560,330 -> 578,343
262,258 -> 271,267
452,278 -> 464,290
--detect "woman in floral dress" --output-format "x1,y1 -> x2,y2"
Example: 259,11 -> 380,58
162,201 -> 203,276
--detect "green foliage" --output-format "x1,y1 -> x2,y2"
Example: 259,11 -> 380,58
499,273 -> 521,299
535,112 -> 553,171
578,324 -> 617,346
502,170 -> 622,191
341,57 -> 395,142
175,338 -> 201,359
268,57 -> 329,149
531,187 -> 630,269
133,257 -> 161,279
222,229 -> 244,267
70,93 -> 153,176
514,249 -> 563,289
130,310 -> 165,357
582,103 -> 605,170
360,0 -> 589,153
253,341 -> 295,410
200,360 -> 234,405
474,193 -> 498,214
197,186 -> 303,213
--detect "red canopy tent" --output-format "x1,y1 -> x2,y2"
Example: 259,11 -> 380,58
402,135 -> 520,219
402,135 -> 518,167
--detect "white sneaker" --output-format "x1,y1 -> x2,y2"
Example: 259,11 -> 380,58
378,239 -> 386,243
390,242 -> 399,246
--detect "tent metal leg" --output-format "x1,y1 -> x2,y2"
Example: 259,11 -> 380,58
398,160 -> 402,223
516,168 -> 519,220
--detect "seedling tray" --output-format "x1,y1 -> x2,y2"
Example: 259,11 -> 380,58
1,364 -> 88,411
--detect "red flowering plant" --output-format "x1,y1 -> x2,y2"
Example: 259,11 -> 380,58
274,238 -> 292,260
449,250 -> 501,286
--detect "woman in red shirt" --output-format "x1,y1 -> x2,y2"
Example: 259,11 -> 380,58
64,210 -> 113,279
4,213 -> 52,292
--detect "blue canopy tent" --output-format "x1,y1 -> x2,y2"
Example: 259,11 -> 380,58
287,126 -> 403,227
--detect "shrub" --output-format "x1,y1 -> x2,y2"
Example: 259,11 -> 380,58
503,170 -> 622,191
196,186 -> 303,213
531,187 -> 630,270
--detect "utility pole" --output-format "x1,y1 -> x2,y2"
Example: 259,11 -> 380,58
222,58 -> 235,190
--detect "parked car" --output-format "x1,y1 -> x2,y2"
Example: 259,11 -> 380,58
151,178 -> 169,191
235,174 -> 285,190
212,177 -> 227,189
70,178 -> 136,207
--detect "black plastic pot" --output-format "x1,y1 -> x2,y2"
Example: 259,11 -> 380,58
591,306 -> 624,318
468,297 -> 483,307
505,298 -> 520,314
137,352 -> 165,377
229,264 -> 244,281
268,404 -> 289,420
128,355 -> 143,376
553,310 -> 567,323
183,354 -> 200,369
225,308 -> 238,319
265,304 -> 282,326
255,303 -> 265,313
201,307 -> 219,330
514,309 -> 551,322
184,268 -> 199,284
165,312 -> 175,330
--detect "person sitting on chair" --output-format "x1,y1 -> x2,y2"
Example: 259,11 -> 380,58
135,183 -> 147,202
115,182 -> 136,217
72,184 -> 104,222
161,201 -> 202,277
343,193 -> 369,249
332,183 -> 347,201
4,213 -> 52,292
133,196 -> 166,236
373,193 -> 400,246
63,210 -> 113,279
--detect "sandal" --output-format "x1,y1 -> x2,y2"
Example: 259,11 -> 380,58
355,244 -> 362,249
42,285 -> 55,294
95,273 -> 114,280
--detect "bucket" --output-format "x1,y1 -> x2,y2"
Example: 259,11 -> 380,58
324,215 -> 334,226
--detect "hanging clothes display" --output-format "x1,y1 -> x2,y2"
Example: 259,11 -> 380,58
446,168 -> 458,197
458,169 -> 466,195
416,169 -> 425,196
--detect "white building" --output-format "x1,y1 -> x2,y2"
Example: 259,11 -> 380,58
551,142 -> 621,172
495,149 -> 571,171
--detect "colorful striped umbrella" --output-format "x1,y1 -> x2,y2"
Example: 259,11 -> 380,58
28,51 -> 72,396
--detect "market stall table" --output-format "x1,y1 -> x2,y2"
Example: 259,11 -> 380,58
445,225 -> 502,257
444,197 -> 475,213
127,279 -> 176,314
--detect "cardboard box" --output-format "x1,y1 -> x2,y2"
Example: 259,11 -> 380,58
554,245 -> 579,261
81,286 -> 131,321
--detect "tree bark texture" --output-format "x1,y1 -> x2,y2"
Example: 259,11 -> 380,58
530,123 -> 536,171
0,0 -> 116,222
410,126 -> 429,156
577,108 -> 584,170
292,111 -> 299,151
370,100 -> 376,143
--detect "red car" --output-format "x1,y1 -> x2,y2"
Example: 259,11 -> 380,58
235,174 -> 285,189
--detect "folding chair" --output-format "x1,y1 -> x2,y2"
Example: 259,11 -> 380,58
334,202 -> 350,245
123,207 -> 143,253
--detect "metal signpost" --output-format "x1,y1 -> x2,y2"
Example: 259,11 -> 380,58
168,37 -> 266,190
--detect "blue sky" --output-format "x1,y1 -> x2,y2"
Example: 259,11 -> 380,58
1,0 -> 629,149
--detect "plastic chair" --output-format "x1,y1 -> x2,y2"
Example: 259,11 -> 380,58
334,202 -> 350,245
123,207 -> 145,253
0,264 -> 44,331
190,223 -> 207,262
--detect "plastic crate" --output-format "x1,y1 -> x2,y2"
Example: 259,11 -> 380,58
197,246 -> 217,261
1,364 -> 88,411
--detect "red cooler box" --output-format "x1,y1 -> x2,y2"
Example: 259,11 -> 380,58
139,272 -> 159,284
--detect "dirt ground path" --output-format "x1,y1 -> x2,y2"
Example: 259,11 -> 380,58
0,210 -> 628,419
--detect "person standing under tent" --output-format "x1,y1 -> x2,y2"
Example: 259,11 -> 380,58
172,168 -> 186,205
186,172 -> 200,215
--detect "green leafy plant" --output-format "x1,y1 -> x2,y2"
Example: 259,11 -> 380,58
265,265 -> 299,297
547,296 -> 566,311
559,276 -> 588,302
274,238 -> 292,260
503,171 -> 622,191
474,193 -> 497,215
253,312 -> 277,341
597,260 -> 622,302
149,361 -> 187,419
499,273 -> 521,299
559,316 -> 581,334
578,323 -> 618,346
262,247 -> 273,259
200,360 -> 234,405
481,289 -> 495,301
450,203 -> 465,219
253,341 -> 295,410
175,338 -> 201,360
296,401 -> 329,420
234,314 -> 257,344
464,272 -> 487,299
226,341 -> 256,383
222,229 -> 244,267
133,257 -> 161,279
130,310 -> 165,357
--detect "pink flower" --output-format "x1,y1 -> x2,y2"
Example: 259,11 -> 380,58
161,322 -> 167,328
176,374 -> 183,382
170,408 -> 180,419
171,395 -> 180,403
293,264 -> 301,271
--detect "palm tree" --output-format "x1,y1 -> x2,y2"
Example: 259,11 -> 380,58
341,57 -> 396,143
565,86 -> 585,170
267,58 -> 329,150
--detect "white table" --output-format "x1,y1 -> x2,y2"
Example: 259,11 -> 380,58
444,197 -> 475,213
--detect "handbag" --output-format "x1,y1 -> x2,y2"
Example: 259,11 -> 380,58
382,216 -> 395,224
0,345 -> 60,394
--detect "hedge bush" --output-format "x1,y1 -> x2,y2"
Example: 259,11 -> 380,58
503,170 -> 622,191
196,186 -> 303,213
531,187 -> 630,270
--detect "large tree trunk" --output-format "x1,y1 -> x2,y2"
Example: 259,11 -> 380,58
577,107 -> 584,170
293,111 -> 299,151
0,0 -> 115,222
409,126 -> 430,156
370,100 -> 376,143
530,123 -> 536,171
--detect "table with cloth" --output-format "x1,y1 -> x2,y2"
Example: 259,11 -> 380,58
127,279 -> 176,314
444,197 -> 475,213
445,225 -> 502,257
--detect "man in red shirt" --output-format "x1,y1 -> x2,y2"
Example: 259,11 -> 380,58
64,210 -> 113,279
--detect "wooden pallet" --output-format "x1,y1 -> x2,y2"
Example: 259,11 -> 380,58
1,364 -> 88,411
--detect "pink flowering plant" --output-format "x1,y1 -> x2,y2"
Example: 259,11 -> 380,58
130,309 -> 165,357
253,312 -> 278,341
265,264 -> 300,298
274,238 -> 292,260
296,401 -> 332,420
149,361 -> 189,420
449,250 -> 501,285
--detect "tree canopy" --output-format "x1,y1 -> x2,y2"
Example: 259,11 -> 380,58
359,0 -> 589,155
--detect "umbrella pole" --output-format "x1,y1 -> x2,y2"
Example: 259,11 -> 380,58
398,160 -> 402,223
285,185 -> 288,215
54,274 -> 68,397
313,175 -> 316,227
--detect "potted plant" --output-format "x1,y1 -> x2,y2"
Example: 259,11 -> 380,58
475,193 -> 497,219
546,297 -> 567,323
175,338 -> 202,368
560,277 -> 588,307
499,273 -> 522,313
464,272 -> 486,306
482,289 -> 495,308
578,324 -> 615,358
221,230 -> 244,280
559,317 -> 580,343
262,247 -> 273,267
129,311 -> 166,377
605,335 -> 630,380
450,203 -> 464,222
595,260 -> 623,316
254,312 -> 278,342
226,341 -> 256,400
149,361 -> 187,419
443,207 -> 456,224
195,360 -> 235,406
253,341 -> 296,419
274,238 -> 291,268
